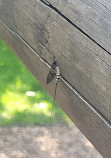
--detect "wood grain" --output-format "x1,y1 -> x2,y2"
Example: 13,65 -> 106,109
97,0 -> 111,11
0,0 -> 111,123
0,20 -> 111,158
47,0 -> 111,54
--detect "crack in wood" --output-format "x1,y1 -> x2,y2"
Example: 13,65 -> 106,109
39,0 -> 111,56
97,0 -> 111,13
94,53 -> 111,68
40,0 -> 50,6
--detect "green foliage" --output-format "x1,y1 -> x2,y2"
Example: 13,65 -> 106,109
0,39 -> 70,126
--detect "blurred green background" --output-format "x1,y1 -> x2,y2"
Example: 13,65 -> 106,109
0,39 -> 70,126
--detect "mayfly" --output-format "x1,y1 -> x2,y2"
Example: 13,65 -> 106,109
46,57 -> 60,129
46,57 -> 60,84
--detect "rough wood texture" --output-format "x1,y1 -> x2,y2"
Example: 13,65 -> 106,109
0,0 -> 111,123
0,20 -> 111,158
0,0 -> 111,157
97,0 -> 111,11
48,0 -> 111,54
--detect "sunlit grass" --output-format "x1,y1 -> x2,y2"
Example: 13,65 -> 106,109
0,39 -> 70,126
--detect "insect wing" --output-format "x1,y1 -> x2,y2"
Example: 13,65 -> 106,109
46,69 -> 56,84
46,61 -> 57,84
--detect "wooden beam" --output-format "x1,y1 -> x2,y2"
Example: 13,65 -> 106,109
0,0 -> 111,157
0,0 -> 111,122
0,19 -> 111,158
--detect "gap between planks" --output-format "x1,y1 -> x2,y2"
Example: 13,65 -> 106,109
39,0 -> 111,56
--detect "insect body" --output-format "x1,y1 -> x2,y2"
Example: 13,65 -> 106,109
55,64 -> 60,83
46,58 -> 60,84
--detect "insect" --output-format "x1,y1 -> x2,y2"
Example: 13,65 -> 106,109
46,57 -> 60,84
46,57 -> 60,130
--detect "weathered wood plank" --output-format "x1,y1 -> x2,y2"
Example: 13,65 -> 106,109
0,20 -> 111,158
47,0 -> 111,54
0,0 -> 111,123
97,0 -> 111,11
